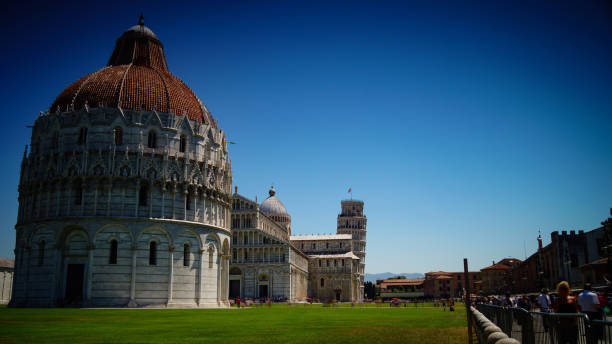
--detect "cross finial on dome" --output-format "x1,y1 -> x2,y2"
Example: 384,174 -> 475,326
139,13 -> 144,26
269,186 -> 276,197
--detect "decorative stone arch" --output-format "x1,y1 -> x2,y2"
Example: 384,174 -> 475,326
174,228 -> 202,250
93,223 -> 134,245
135,224 -> 173,247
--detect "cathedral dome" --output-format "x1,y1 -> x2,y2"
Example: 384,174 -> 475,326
49,16 -> 214,125
260,187 -> 289,217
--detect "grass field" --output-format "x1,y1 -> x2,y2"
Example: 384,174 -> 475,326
0,303 -> 468,344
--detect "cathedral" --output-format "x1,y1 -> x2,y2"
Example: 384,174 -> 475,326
230,187 -> 366,302
10,18 -> 366,307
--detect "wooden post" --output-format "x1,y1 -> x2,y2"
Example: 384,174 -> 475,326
464,258 -> 473,344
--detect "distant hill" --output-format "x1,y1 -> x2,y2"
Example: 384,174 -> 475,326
364,272 -> 424,283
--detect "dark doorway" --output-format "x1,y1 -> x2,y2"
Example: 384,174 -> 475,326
229,280 -> 240,299
65,264 -> 84,305
258,285 -> 268,299
335,289 -> 342,301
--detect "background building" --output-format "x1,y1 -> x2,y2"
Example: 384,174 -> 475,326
480,258 -> 521,295
376,278 -> 425,299
424,271 -> 481,298
231,187 -> 367,302
229,188 -> 308,301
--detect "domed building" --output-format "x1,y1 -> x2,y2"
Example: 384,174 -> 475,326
230,187 -> 366,302
259,187 -> 291,234
11,17 -> 233,308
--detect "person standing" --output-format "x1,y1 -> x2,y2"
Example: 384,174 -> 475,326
578,283 -> 601,344
578,283 -> 601,319
538,288 -> 551,312
554,281 -> 579,344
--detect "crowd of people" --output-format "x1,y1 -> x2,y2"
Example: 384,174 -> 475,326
474,282 -> 611,344
474,282 -> 610,319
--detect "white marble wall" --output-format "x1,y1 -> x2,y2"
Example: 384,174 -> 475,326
10,218 -> 229,308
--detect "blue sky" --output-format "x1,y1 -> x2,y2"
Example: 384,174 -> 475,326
0,1 -> 610,273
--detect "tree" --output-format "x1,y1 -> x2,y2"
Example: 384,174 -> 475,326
364,281 -> 376,299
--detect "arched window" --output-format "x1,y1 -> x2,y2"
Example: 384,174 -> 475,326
74,183 -> 83,205
38,241 -> 45,266
109,240 -> 118,264
179,135 -> 187,153
78,127 -> 88,145
318,260 -> 321,267
114,127 -> 123,146
208,248 -> 214,268
149,241 -> 157,265
147,131 -> 157,148
183,244 -> 190,267
139,184 -> 148,207
320,278 -> 324,288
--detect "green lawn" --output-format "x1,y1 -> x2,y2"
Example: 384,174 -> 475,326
0,304 -> 468,344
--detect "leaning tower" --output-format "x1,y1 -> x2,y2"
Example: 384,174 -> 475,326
336,200 -> 366,299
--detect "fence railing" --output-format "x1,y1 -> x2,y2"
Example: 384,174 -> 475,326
476,303 -> 612,344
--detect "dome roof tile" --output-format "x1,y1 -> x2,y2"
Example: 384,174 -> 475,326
49,17 -> 214,125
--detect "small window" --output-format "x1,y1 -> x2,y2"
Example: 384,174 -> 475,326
339,242 -> 342,248
183,244 -> 190,267
312,243 -> 315,249
149,241 -> 157,265
139,184 -> 148,206
78,127 -> 88,145
326,260 -> 329,267
74,183 -> 82,205
320,278 -> 325,287
186,193 -> 191,210
38,241 -> 45,266
147,131 -> 157,149
334,260 -> 337,266
114,127 -> 123,146
209,249 -> 214,268
342,260 -> 345,266
179,135 -> 187,153
109,240 -> 118,264
318,260 -> 321,267
326,243 -> 329,249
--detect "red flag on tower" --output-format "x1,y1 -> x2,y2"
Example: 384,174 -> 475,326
348,187 -> 351,193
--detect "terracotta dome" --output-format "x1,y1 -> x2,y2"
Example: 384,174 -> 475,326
50,16 -> 214,125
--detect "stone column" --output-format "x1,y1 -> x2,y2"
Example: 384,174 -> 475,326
80,182 -> 85,216
171,184 -> 176,219
183,189 -> 188,221
45,186 -> 51,218
86,244 -> 95,304
128,245 -> 138,307
197,248 -> 204,306
93,185 -> 98,216
161,185 -> 166,219
135,180 -> 140,217
106,183 -> 112,216
51,244 -> 62,306
55,185 -> 61,217
149,184 -> 153,218
167,245 -> 174,305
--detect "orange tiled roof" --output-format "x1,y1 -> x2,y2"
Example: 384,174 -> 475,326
481,262 -> 512,271
50,18 -> 213,125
